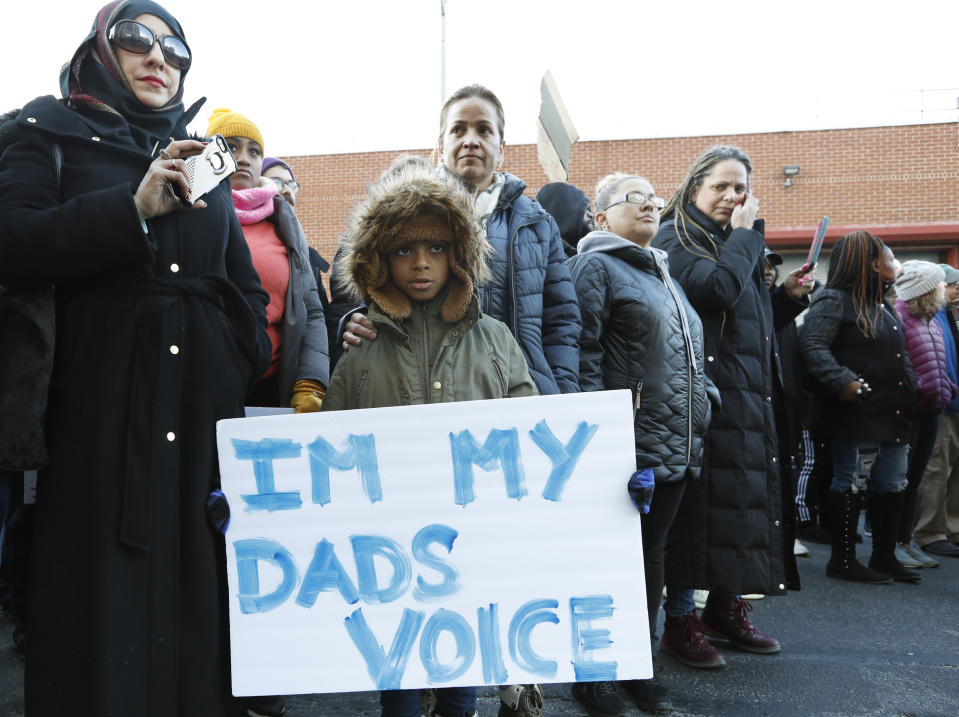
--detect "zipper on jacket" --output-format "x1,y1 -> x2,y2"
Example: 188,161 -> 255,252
491,356 -> 508,397
507,217 -> 541,338
420,303 -> 432,403
655,256 -> 697,466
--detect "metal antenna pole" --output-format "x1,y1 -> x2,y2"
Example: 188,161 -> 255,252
440,0 -> 446,103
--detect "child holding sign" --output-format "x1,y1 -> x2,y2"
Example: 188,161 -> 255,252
323,159 -> 538,716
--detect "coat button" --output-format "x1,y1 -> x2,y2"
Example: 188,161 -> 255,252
772,456 -> 778,463
166,432 -> 176,442
452,330 -> 459,337
766,396 -> 772,402
898,381 -> 903,386
433,381 -> 442,390
26,117 -> 37,123
170,263 -> 180,273
893,326 -> 898,331
895,409 -> 900,415
779,583 -> 785,590
170,345 -> 179,355
775,520 -> 781,527
896,438 -> 901,443
896,353 -> 901,358
92,136 -> 101,142
707,355 -> 714,362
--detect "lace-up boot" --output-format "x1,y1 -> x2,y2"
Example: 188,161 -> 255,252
570,681 -> 625,716
498,684 -> 544,717
660,610 -> 726,668
700,594 -> 781,654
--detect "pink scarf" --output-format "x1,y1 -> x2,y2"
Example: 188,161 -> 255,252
232,186 -> 277,225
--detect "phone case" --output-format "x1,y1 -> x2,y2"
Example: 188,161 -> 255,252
182,134 -> 237,205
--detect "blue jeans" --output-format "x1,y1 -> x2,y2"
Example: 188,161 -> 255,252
829,439 -> 908,494
380,687 -> 476,717
664,588 -> 739,618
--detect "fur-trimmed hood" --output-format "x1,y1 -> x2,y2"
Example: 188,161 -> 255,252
336,162 -> 491,323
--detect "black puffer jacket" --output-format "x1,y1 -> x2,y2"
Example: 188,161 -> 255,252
569,232 -> 714,483
799,287 -> 916,443
653,204 -> 806,595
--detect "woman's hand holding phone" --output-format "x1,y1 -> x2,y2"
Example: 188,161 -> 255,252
784,264 -> 818,299
134,139 -> 208,220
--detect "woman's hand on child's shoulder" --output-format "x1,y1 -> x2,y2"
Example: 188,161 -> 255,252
342,312 -> 378,352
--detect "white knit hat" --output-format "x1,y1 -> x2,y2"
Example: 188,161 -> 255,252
895,260 -> 944,301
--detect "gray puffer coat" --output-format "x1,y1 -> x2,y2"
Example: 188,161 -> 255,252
568,232 -> 715,483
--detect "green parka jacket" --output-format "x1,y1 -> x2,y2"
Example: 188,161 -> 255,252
323,290 -> 537,410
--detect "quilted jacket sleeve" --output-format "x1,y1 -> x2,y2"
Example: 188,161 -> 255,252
658,224 -> 765,313
568,253 -> 611,393
798,290 -> 857,395
539,215 -> 582,393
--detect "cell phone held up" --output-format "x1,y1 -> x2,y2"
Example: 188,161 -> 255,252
181,134 -> 237,205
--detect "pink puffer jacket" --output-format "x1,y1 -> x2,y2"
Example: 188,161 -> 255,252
897,299 -> 958,412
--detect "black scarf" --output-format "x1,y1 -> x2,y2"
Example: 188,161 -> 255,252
59,0 -> 202,154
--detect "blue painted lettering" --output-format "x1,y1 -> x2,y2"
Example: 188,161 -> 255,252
351,535 -> 412,604
569,595 -> 618,681
477,603 -> 508,684
295,539 -> 360,607
508,598 -> 559,677
411,524 -> 461,602
528,420 -> 598,502
419,609 -> 476,683
306,434 -> 382,506
344,607 -> 424,690
234,538 -> 299,614
232,438 -> 303,511
449,428 -> 527,506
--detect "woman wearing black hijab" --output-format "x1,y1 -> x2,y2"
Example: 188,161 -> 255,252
0,2 -> 270,715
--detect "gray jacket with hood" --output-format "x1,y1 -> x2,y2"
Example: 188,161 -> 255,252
568,231 -> 715,483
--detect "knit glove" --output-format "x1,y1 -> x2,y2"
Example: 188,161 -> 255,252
627,452 -> 661,515
290,379 -> 326,413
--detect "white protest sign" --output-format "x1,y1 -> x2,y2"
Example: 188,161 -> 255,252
216,390 -> 650,696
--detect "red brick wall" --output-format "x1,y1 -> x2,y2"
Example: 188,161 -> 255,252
284,122 -> 959,271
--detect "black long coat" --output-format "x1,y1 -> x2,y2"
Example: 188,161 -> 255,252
653,205 -> 804,595
0,96 -> 270,717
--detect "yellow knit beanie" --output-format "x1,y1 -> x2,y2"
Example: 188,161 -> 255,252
206,108 -> 264,152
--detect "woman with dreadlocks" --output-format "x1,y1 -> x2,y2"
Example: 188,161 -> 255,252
799,231 -> 920,583
651,145 -> 815,668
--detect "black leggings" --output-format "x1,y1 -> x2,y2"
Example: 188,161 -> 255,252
641,479 -> 687,638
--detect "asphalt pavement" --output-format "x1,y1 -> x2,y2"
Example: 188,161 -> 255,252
2,537 -> 958,717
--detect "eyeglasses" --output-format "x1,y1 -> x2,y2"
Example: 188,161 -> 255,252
268,176 -> 300,193
603,191 -> 665,211
108,20 -> 192,71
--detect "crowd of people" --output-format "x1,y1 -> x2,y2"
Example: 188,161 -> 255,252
0,2 -> 957,717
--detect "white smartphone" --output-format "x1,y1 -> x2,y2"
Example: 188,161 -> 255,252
182,134 -> 237,204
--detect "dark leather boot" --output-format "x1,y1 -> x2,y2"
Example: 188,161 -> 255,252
868,491 -> 921,583
700,594 -> 780,654
825,491 -> 892,584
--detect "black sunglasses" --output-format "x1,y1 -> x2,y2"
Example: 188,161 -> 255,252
108,20 -> 192,71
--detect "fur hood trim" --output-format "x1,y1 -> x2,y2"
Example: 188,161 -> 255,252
337,163 -> 491,322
